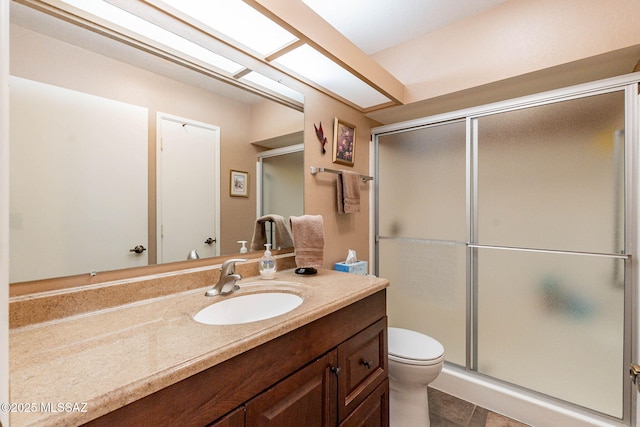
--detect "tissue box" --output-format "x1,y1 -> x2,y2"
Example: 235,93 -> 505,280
334,261 -> 368,275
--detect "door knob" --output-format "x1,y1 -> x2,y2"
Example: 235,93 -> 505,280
205,237 -> 216,245
630,364 -> 640,383
129,245 -> 147,254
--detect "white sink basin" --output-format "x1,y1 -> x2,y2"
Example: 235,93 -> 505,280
194,292 -> 303,325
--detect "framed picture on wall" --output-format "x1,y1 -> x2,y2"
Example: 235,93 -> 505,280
230,170 -> 249,197
332,117 -> 356,166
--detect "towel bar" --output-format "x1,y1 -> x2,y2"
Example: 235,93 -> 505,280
310,166 -> 373,182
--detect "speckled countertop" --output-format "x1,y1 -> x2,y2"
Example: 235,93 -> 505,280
9,268 -> 388,427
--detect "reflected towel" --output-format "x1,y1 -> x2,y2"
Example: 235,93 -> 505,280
337,170 -> 361,214
249,214 -> 294,252
289,215 -> 324,268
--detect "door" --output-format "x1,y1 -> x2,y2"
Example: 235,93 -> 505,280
10,77 -> 148,282
375,84 -> 633,423
245,351 -> 337,427
158,114 -> 220,263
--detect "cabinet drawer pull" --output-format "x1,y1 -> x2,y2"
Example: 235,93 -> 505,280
361,359 -> 373,369
330,366 -> 341,376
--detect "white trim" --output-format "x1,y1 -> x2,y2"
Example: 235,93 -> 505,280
634,91 -> 640,427
0,0 -> 9,424
433,367 -> 628,427
255,160 -> 262,218
257,143 -> 304,159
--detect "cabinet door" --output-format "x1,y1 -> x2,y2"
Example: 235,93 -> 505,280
246,351 -> 338,427
340,380 -> 389,427
337,318 -> 387,422
208,406 -> 245,427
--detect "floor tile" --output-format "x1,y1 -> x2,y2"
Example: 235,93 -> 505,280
429,388 -> 476,425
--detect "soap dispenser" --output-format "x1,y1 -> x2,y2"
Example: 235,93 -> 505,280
237,240 -> 248,254
259,243 -> 276,279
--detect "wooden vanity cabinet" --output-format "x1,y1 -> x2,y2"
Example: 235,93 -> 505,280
244,351 -> 338,426
243,317 -> 388,427
83,290 -> 387,427
208,407 -> 245,427
337,318 -> 387,422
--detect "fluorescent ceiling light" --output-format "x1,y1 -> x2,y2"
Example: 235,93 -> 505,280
240,71 -> 304,104
60,0 -> 245,74
161,0 -> 298,56
274,44 -> 391,109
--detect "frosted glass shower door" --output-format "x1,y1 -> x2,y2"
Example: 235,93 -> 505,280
474,90 -> 626,418
377,120 -> 467,365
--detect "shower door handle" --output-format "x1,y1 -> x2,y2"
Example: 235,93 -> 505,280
630,364 -> 640,384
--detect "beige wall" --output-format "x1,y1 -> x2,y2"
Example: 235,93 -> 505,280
250,99 -> 303,143
302,90 -> 375,269
369,0 -> 640,122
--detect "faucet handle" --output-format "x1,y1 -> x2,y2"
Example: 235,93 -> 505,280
221,258 -> 248,274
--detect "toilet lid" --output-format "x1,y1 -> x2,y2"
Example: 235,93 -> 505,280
388,327 -> 444,361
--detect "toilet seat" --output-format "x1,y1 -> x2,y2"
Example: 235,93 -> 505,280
388,327 -> 444,366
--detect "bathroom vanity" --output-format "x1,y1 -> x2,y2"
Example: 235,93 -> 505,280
9,267 -> 388,426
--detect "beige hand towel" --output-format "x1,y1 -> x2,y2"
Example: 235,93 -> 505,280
289,215 -> 324,268
337,170 -> 361,214
249,214 -> 294,252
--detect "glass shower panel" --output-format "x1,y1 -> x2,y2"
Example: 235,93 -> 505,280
476,91 -> 625,254
377,120 -> 467,365
475,247 -> 625,418
379,238 -> 467,366
378,121 -> 466,241
261,151 -> 304,218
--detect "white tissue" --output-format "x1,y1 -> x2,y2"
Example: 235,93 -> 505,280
345,249 -> 358,264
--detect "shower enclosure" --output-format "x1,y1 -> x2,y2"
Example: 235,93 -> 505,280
373,75 -> 638,423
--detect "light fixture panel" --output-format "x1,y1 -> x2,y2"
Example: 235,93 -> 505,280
240,72 -> 304,104
60,0 -> 245,75
274,44 -> 391,109
162,0 -> 298,57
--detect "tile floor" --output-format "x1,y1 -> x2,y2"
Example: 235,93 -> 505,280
429,387 -> 530,427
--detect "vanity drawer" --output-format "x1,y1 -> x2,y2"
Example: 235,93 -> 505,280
337,317 -> 387,422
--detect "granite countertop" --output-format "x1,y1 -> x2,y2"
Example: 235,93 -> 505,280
10,268 -> 388,427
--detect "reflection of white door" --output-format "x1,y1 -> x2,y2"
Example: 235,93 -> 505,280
157,113 -> 220,263
9,77 -> 148,282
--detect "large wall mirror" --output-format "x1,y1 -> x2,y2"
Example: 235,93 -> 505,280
9,1 -> 305,285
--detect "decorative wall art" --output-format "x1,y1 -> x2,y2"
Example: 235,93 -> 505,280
314,122 -> 328,154
332,117 -> 356,166
230,170 -> 249,197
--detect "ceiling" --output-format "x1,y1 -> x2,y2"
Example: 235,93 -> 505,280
300,0 -> 510,55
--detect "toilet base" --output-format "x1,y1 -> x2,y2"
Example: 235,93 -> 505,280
389,382 -> 431,427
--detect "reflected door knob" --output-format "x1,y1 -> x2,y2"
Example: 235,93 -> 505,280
129,245 -> 147,254
204,237 -> 216,245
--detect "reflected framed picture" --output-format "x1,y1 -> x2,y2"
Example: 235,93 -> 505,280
230,170 -> 249,197
332,117 -> 356,166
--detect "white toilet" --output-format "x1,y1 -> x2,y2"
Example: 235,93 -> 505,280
387,327 -> 445,427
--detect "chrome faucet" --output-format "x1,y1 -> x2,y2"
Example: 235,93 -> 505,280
205,258 -> 248,296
